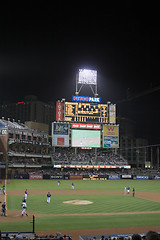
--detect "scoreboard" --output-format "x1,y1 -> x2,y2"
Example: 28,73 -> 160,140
55,99 -> 118,148
64,102 -> 108,123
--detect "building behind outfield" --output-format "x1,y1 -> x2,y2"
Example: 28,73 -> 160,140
0,95 -> 55,134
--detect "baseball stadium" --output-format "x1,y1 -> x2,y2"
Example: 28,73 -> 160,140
0,69 -> 160,240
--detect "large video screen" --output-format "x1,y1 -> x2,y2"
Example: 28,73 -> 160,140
72,129 -> 101,148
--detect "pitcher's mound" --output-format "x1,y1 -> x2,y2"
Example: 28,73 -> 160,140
63,200 -> 93,205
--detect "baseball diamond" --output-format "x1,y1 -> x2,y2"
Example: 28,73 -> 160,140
1,179 -> 160,240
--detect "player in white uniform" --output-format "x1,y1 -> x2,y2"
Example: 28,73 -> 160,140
21,201 -> 28,216
2,185 -> 6,195
47,192 -> 51,203
24,189 -> 28,200
0,186 -> 2,195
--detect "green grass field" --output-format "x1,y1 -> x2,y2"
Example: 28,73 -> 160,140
1,179 -> 160,234
6,179 -> 160,192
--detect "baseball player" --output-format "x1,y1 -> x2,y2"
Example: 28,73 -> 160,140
1,202 -> 6,216
72,183 -> 74,190
0,186 -> 2,195
132,187 -> 135,197
47,192 -> 51,203
127,186 -> 130,194
24,189 -> 28,200
3,185 -> 6,195
21,201 -> 28,216
58,180 -> 60,186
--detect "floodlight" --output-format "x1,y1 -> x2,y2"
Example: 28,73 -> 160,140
78,69 -> 97,85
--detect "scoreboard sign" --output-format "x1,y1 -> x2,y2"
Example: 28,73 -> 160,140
52,122 -> 69,147
56,101 -> 63,121
72,123 -> 101,129
103,125 -> 119,148
0,129 -> 8,135
64,102 -> 108,123
0,121 -> 8,136
72,95 -> 101,103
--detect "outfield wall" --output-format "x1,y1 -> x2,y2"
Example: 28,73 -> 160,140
8,173 -> 160,180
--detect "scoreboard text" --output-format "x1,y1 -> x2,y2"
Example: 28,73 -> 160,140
64,102 -> 108,123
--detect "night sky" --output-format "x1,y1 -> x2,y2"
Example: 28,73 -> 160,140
0,1 -> 159,144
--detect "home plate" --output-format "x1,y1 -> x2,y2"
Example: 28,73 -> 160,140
63,200 -> 93,205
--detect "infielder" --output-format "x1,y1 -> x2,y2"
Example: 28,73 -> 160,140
2,185 -> 6,195
47,192 -> 51,203
21,201 -> 28,216
0,186 -> 2,195
24,189 -> 28,200
1,202 -> 6,216
72,183 -> 74,190
132,187 -> 135,197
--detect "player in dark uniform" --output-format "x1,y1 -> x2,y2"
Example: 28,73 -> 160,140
132,187 -> 135,197
1,202 -> 6,216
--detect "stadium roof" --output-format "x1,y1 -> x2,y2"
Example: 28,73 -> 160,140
0,120 -> 7,129
0,119 -> 48,137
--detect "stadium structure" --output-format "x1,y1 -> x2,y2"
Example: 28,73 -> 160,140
0,118 -> 51,179
0,69 -> 130,180
1,69 -> 160,240
51,68 -> 130,180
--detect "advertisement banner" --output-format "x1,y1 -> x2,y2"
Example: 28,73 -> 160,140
70,175 -> 82,180
103,125 -> 119,148
29,174 -> 43,179
56,101 -> 63,121
154,176 -> 160,180
108,174 -> 120,180
121,175 -> 132,179
50,175 -> 63,179
52,122 -> 69,147
72,123 -> 101,129
109,104 -> 116,124
136,175 -> 149,180
72,95 -> 101,103
0,121 -> 8,136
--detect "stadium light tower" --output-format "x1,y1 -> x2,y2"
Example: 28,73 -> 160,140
75,69 -> 98,97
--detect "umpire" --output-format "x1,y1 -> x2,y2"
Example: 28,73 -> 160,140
1,202 -> 6,216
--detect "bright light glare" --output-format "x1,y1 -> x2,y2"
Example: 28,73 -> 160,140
78,69 -> 97,85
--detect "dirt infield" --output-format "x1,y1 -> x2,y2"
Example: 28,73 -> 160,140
1,190 -> 160,240
6,189 -> 160,203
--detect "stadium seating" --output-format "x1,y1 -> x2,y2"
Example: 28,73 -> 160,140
51,148 -> 128,166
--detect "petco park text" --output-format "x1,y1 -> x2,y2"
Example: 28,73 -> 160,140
72,95 -> 101,103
